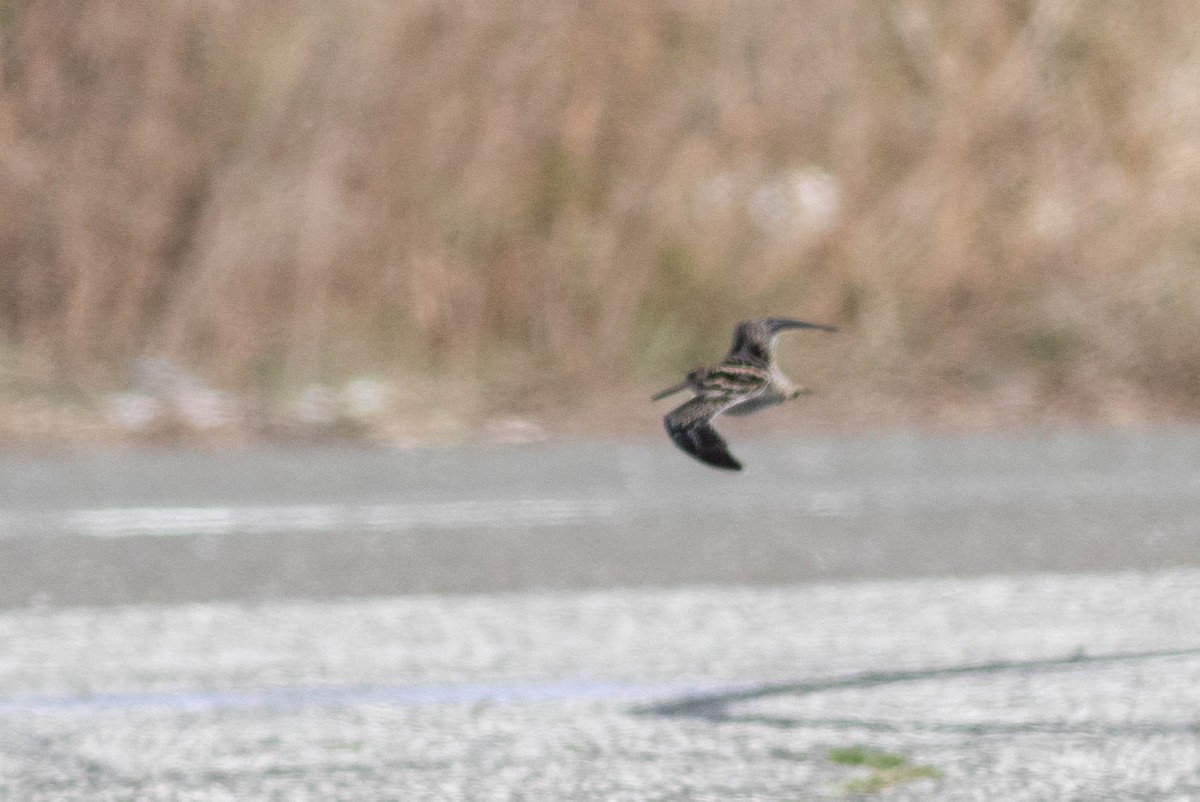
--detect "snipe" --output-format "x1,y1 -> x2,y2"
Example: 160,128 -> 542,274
652,318 -> 836,471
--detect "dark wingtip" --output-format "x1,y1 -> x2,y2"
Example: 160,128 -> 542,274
693,450 -> 742,471
694,446 -> 742,471
663,412 -> 744,472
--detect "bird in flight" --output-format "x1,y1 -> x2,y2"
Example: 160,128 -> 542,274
651,317 -> 836,471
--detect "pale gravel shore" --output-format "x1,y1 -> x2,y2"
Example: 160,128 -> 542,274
2,430 -> 1199,798
1,570 -> 1199,800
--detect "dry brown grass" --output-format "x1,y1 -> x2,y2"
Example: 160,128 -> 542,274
3,0 -> 1200,441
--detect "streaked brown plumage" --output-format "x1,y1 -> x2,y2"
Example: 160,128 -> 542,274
652,317 -> 836,471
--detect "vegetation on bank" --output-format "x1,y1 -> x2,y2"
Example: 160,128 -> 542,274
2,1 -> 1199,442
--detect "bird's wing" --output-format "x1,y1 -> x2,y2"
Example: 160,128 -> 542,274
663,396 -> 743,471
728,317 -> 837,363
727,321 -> 771,365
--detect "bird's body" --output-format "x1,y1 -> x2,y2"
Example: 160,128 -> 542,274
652,317 -> 836,471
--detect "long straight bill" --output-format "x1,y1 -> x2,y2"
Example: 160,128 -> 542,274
651,380 -> 690,401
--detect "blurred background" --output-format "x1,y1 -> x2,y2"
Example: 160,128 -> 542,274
7,7 -> 1200,798
3,0 -> 1200,446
